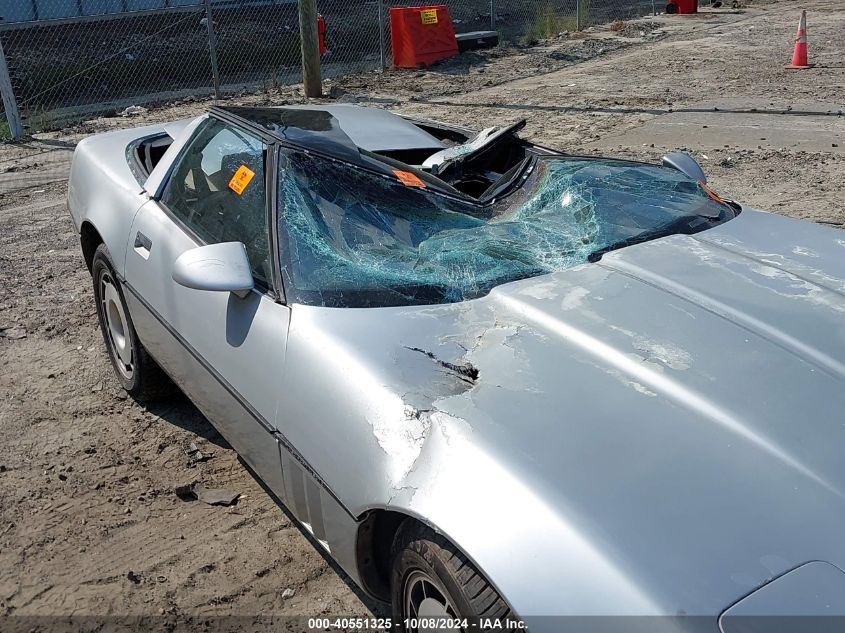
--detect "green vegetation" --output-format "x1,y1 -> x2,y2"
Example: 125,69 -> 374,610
578,0 -> 592,29
527,4 -> 579,41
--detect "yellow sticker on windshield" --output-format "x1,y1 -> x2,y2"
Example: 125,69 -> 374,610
420,8 -> 438,24
228,165 -> 255,195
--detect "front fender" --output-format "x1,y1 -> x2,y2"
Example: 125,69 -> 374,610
383,418 -> 660,626
281,303 -> 659,626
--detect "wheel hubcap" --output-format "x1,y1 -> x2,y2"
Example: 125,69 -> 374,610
99,273 -> 133,379
404,571 -> 462,633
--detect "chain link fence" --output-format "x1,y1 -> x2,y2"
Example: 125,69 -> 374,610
0,0 -> 659,141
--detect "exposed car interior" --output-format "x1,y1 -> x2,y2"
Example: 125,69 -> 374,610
130,107 -> 552,205
132,133 -> 173,177
373,118 -> 546,201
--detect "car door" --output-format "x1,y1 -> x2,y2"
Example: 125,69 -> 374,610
121,117 -> 289,496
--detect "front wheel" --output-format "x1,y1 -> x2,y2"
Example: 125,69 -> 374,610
390,521 -> 513,632
92,244 -> 172,401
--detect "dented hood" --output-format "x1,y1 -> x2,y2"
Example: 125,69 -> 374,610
283,208 -> 845,619
450,208 -> 845,614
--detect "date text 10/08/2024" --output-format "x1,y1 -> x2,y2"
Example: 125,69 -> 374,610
307,617 -> 528,630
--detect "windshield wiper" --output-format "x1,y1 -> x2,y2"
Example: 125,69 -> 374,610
478,156 -> 534,203
587,215 -> 714,263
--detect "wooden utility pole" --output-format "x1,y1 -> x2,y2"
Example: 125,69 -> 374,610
0,37 -> 23,140
297,0 -> 322,97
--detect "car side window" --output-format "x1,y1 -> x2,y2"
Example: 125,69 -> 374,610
160,118 -> 270,285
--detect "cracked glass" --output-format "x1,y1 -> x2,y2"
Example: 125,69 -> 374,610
276,153 -> 733,308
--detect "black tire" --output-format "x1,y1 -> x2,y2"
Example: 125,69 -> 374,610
92,244 -> 173,401
390,521 -> 514,632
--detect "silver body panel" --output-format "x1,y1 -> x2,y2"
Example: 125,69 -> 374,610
721,561 -> 845,618
283,104 -> 446,152
67,111 -> 845,631
67,123 -> 156,273
279,208 -> 845,625
122,197 -> 365,580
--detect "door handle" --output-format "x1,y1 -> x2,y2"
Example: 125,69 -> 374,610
133,231 -> 152,258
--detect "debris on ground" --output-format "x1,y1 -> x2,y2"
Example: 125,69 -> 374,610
119,105 -> 148,117
616,21 -> 663,39
184,442 -> 211,465
0,326 -> 27,339
194,485 -> 239,506
281,588 -> 296,599
174,483 -> 196,501
174,482 -> 239,506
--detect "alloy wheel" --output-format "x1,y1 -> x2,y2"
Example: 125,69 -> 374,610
99,271 -> 134,380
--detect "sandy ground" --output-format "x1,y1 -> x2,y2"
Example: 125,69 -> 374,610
1,0 -> 844,626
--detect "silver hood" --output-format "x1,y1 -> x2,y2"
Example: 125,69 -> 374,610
281,208 -> 845,623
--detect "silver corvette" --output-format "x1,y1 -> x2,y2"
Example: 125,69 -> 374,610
68,104 -> 845,632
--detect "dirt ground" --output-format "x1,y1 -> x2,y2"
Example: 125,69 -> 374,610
1,0 -> 844,627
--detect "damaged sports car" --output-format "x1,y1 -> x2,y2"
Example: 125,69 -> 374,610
68,105 -> 845,632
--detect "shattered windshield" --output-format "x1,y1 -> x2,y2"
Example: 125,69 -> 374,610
277,153 -> 734,308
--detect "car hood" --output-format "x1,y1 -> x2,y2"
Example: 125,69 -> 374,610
284,208 -> 845,618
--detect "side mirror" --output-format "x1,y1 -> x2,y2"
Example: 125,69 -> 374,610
662,152 -> 707,184
172,242 -> 254,299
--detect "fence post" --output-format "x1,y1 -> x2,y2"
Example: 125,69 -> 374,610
0,38 -> 23,140
378,0 -> 386,70
298,0 -> 322,97
489,0 -> 494,30
576,0 -> 581,31
204,0 -> 221,99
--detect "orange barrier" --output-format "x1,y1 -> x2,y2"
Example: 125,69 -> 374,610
390,5 -> 459,69
317,15 -> 327,56
666,0 -> 698,14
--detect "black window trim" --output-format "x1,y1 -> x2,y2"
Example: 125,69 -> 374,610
152,116 -> 283,302
267,143 -> 286,304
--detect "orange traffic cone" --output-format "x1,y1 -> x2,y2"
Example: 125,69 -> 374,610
785,10 -> 813,70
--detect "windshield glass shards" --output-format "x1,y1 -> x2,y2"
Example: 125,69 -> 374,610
277,154 -> 734,308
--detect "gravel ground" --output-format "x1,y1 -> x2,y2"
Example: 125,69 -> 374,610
1,0 -> 843,626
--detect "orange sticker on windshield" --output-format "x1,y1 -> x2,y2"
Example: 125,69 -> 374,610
228,165 -> 256,195
393,169 -> 426,189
